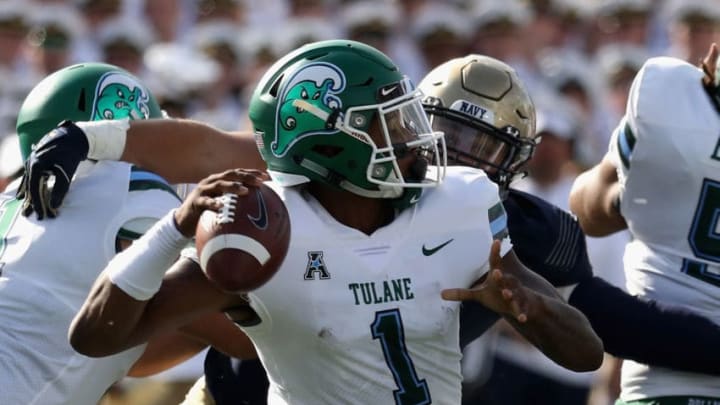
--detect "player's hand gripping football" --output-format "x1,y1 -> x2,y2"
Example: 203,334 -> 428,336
442,240 -> 532,323
16,121 -> 90,219
173,169 -> 269,237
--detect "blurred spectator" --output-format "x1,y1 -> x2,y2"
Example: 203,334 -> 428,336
469,0 -> 540,92
340,0 -> 398,56
537,48 -> 608,166
186,21 -> 246,130
143,42 -> 220,119
588,0 -> 654,53
285,0 -> 335,19
411,3 -> 471,74
594,44 -> 649,138
195,0 -> 246,24
140,0 -> 186,43
25,5 -> 85,76
73,0 -> 126,62
97,16 -> 155,75
664,0 -> 720,64
0,2 -> 35,136
271,17 -> 340,59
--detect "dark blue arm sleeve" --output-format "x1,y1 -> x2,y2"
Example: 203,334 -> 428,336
504,189 -> 593,287
459,190 -> 594,347
569,276 -> 720,375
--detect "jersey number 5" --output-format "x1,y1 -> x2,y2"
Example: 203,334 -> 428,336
685,179 -> 720,286
371,309 -> 431,405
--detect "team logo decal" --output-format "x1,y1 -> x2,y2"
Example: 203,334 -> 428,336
273,62 -> 346,157
92,72 -> 151,121
304,251 -> 331,280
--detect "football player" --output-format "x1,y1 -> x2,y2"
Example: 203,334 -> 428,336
570,43 -> 720,404
0,63 -> 254,405
51,40 -> 602,404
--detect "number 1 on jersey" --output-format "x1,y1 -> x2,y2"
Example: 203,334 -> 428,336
371,309 -> 431,405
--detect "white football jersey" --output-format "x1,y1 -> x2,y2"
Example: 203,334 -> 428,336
0,161 -> 180,405
240,166 -> 512,405
608,57 -> 720,400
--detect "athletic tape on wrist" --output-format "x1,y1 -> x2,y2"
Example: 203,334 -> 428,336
106,210 -> 190,300
77,119 -> 129,161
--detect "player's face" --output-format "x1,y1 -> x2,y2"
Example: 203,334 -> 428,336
367,111 -> 431,182
430,114 -> 510,174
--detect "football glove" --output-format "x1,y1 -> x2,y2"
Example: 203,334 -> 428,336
16,120 -> 89,219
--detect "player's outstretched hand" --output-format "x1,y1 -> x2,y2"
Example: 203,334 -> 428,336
16,121 -> 89,220
442,240 -> 531,323
173,169 -> 269,237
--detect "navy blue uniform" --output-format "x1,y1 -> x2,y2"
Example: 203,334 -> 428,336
204,189 -> 720,405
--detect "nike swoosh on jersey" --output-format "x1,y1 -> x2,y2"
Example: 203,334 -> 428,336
422,238 -> 454,256
247,190 -> 268,230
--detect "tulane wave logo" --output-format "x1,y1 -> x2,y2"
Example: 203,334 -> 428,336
91,72 -> 151,121
272,62 -> 346,157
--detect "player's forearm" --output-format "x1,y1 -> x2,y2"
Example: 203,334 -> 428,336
69,276 -> 149,357
510,294 -> 604,372
570,276 -> 720,375
569,158 -> 627,236
122,119 -> 265,184
128,331 -> 208,377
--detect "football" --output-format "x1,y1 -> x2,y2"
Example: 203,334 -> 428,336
194,183 -> 290,292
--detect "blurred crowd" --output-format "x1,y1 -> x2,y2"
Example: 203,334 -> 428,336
1,0 -> 719,404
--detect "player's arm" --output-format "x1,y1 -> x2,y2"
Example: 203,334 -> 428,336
128,331 -> 208,377
568,153 -> 627,237
17,119 -> 266,219
69,170 -> 264,357
569,276 -> 720,375
120,119 -> 265,184
443,241 -> 604,372
128,312 -> 259,377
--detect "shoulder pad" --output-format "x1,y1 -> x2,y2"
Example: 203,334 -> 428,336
129,166 -> 181,201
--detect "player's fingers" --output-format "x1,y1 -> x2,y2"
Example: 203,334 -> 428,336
49,164 -> 71,211
195,195 -> 225,212
37,175 -> 52,220
15,171 -> 27,201
502,282 -> 528,323
488,240 -> 502,272
441,288 -> 475,302
204,169 -> 267,187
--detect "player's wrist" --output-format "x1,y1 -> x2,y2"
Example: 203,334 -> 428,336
76,119 -> 129,161
106,210 -> 190,301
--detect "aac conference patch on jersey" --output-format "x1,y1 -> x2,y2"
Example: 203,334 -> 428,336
488,202 -> 509,241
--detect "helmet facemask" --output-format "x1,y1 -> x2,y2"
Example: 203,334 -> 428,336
425,101 -> 535,189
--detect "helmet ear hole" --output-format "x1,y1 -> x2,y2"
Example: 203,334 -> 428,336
77,89 -> 87,112
269,74 -> 284,97
311,144 -> 343,158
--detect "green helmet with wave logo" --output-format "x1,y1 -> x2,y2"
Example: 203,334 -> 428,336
248,39 -> 445,204
16,62 -> 162,160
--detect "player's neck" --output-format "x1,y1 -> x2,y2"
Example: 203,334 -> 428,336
307,183 -> 395,235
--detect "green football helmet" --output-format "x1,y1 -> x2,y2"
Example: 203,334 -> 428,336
419,54 -> 538,191
248,40 -> 445,202
16,62 -> 163,160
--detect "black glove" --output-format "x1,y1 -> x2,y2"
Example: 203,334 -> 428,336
16,120 -> 89,219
